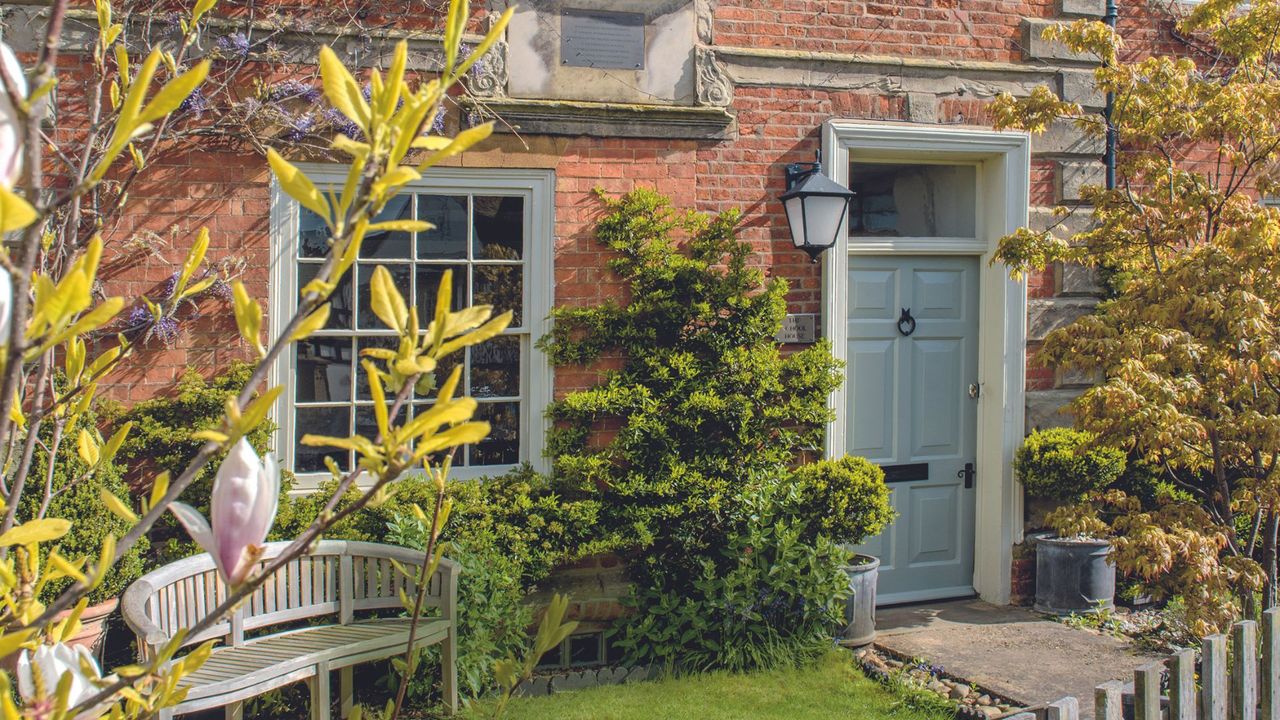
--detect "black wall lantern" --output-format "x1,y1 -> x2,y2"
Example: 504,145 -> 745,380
779,151 -> 857,263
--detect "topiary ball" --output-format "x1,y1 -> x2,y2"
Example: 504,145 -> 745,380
786,455 -> 894,546
1014,428 -> 1126,502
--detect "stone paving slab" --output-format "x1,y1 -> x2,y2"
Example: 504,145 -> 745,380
875,599 -> 1159,719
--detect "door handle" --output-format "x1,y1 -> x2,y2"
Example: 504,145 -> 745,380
957,462 -> 975,489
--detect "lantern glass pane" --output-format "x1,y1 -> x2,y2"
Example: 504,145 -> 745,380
804,194 -> 849,250
848,162 -> 976,237
784,195 -> 807,249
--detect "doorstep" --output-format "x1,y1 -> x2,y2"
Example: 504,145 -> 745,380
874,599 -> 1158,720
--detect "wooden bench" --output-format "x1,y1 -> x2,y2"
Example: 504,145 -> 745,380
122,540 -> 458,719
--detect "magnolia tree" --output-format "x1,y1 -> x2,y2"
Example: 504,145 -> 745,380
993,1 -> 1280,632
0,1 -> 572,718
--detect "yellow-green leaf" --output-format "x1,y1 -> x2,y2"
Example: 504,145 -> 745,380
0,187 -> 37,234
0,518 -> 71,547
318,46 -> 370,133
100,490 -> 138,523
231,281 -> 264,356
77,429 -> 100,466
138,60 -> 210,124
289,304 -> 331,341
267,148 -> 330,221
369,265 -> 409,332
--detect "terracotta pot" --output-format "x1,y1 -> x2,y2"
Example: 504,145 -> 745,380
57,597 -> 118,653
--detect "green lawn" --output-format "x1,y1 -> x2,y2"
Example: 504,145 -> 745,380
463,651 -> 951,720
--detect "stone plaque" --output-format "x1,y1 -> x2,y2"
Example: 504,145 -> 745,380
561,9 -> 645,70
776,314 -> 817,344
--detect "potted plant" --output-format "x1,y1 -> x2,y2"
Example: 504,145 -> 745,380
1015,428 -> 1125,616
787,455 -> 894,646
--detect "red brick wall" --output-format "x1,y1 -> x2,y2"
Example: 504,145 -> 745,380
50,1 -> 1189,408
714,0 -> 1057,61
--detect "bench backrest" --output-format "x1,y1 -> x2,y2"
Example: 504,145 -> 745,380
121,540 -> 457,659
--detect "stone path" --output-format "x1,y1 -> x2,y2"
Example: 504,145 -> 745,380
875,599 -> 1159,719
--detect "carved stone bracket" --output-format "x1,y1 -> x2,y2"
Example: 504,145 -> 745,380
468,39 -> 509,98
695,0 -> 717,44
695,46 -> 732,107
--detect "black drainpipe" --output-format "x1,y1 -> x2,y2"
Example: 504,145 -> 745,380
1104,0 -> 1118,190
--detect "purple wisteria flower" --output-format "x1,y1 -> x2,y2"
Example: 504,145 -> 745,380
430,106 -> 447,135
161,271 -> 180,298
210,278 -> 233,301
283,113 -> 317,141
216,32 -> 251,58
153,316 -> 180,344
125,305 -> 151,330
178,90 -> 209,117
322,107 -> 361,139
268,80 -> 322,104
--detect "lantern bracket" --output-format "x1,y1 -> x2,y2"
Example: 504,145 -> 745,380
785,150 -> 823,190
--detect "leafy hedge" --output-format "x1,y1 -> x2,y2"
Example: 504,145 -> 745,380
539,189 -> 871,672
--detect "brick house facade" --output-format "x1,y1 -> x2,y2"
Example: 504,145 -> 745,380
2,0 -> 1186,605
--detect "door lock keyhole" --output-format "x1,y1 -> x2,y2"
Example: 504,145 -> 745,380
897,308 -> 916,337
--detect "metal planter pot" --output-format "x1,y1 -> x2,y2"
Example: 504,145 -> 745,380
841,554 -> 880,646
1033,535 -> 1115,615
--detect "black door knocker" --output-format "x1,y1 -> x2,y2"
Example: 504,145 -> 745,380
897,308 -> 916,337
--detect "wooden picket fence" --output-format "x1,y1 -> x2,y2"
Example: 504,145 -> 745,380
1023,607 -> 1280,720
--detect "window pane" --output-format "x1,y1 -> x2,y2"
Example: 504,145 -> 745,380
470,336 -> 520,398
299,264 -> 353,330
418,195 -> 468,259
473,196 -> 524,260
470,402 -> 519,466
473,264 -> 523,326
295,339 -> 353,403
299,208 -> 329,258
355,404 -> 400,444
357,264 -> 411,330
361,195 -> 413,259
295,406 -> 351,473
416,265 -> 468,318
356,335 -> 399,400
848,162 -> 976,238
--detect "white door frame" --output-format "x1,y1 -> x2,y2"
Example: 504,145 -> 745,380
821,121 -> 1030,605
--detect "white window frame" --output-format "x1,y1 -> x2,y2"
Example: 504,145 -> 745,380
269,166 -> 555,492
821,121 -> 1030,605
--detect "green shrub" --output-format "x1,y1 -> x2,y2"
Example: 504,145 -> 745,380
23,414 -> 149,605
1014,428 -> 1126,501
540,189 -> 846,672
284,464 -> 608,589
785,456 -> 894,546
610,481 -> 850,673
385,519 -> 533,702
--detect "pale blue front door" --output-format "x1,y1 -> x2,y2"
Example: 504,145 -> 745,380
846,255 -> 979,605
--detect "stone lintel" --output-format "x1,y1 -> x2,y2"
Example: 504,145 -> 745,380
1026,389 -> 1080,432
1022,19 -> 1097,64
464,97 -> 736,140
1057,160 -> 1104,203
1058,0 -> 1107,18
1028,297 -> 1098,341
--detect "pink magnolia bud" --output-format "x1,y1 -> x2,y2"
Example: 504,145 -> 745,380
17,642 -> 107,718
171,438 -> 280,586
0,41 -> 28,189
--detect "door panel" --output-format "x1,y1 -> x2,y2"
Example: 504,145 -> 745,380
848,340 -> 896,463
847,255 -> 979,605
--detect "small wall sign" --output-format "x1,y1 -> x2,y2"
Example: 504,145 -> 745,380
561,9 -> 646,70
776,313 -> 817,344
